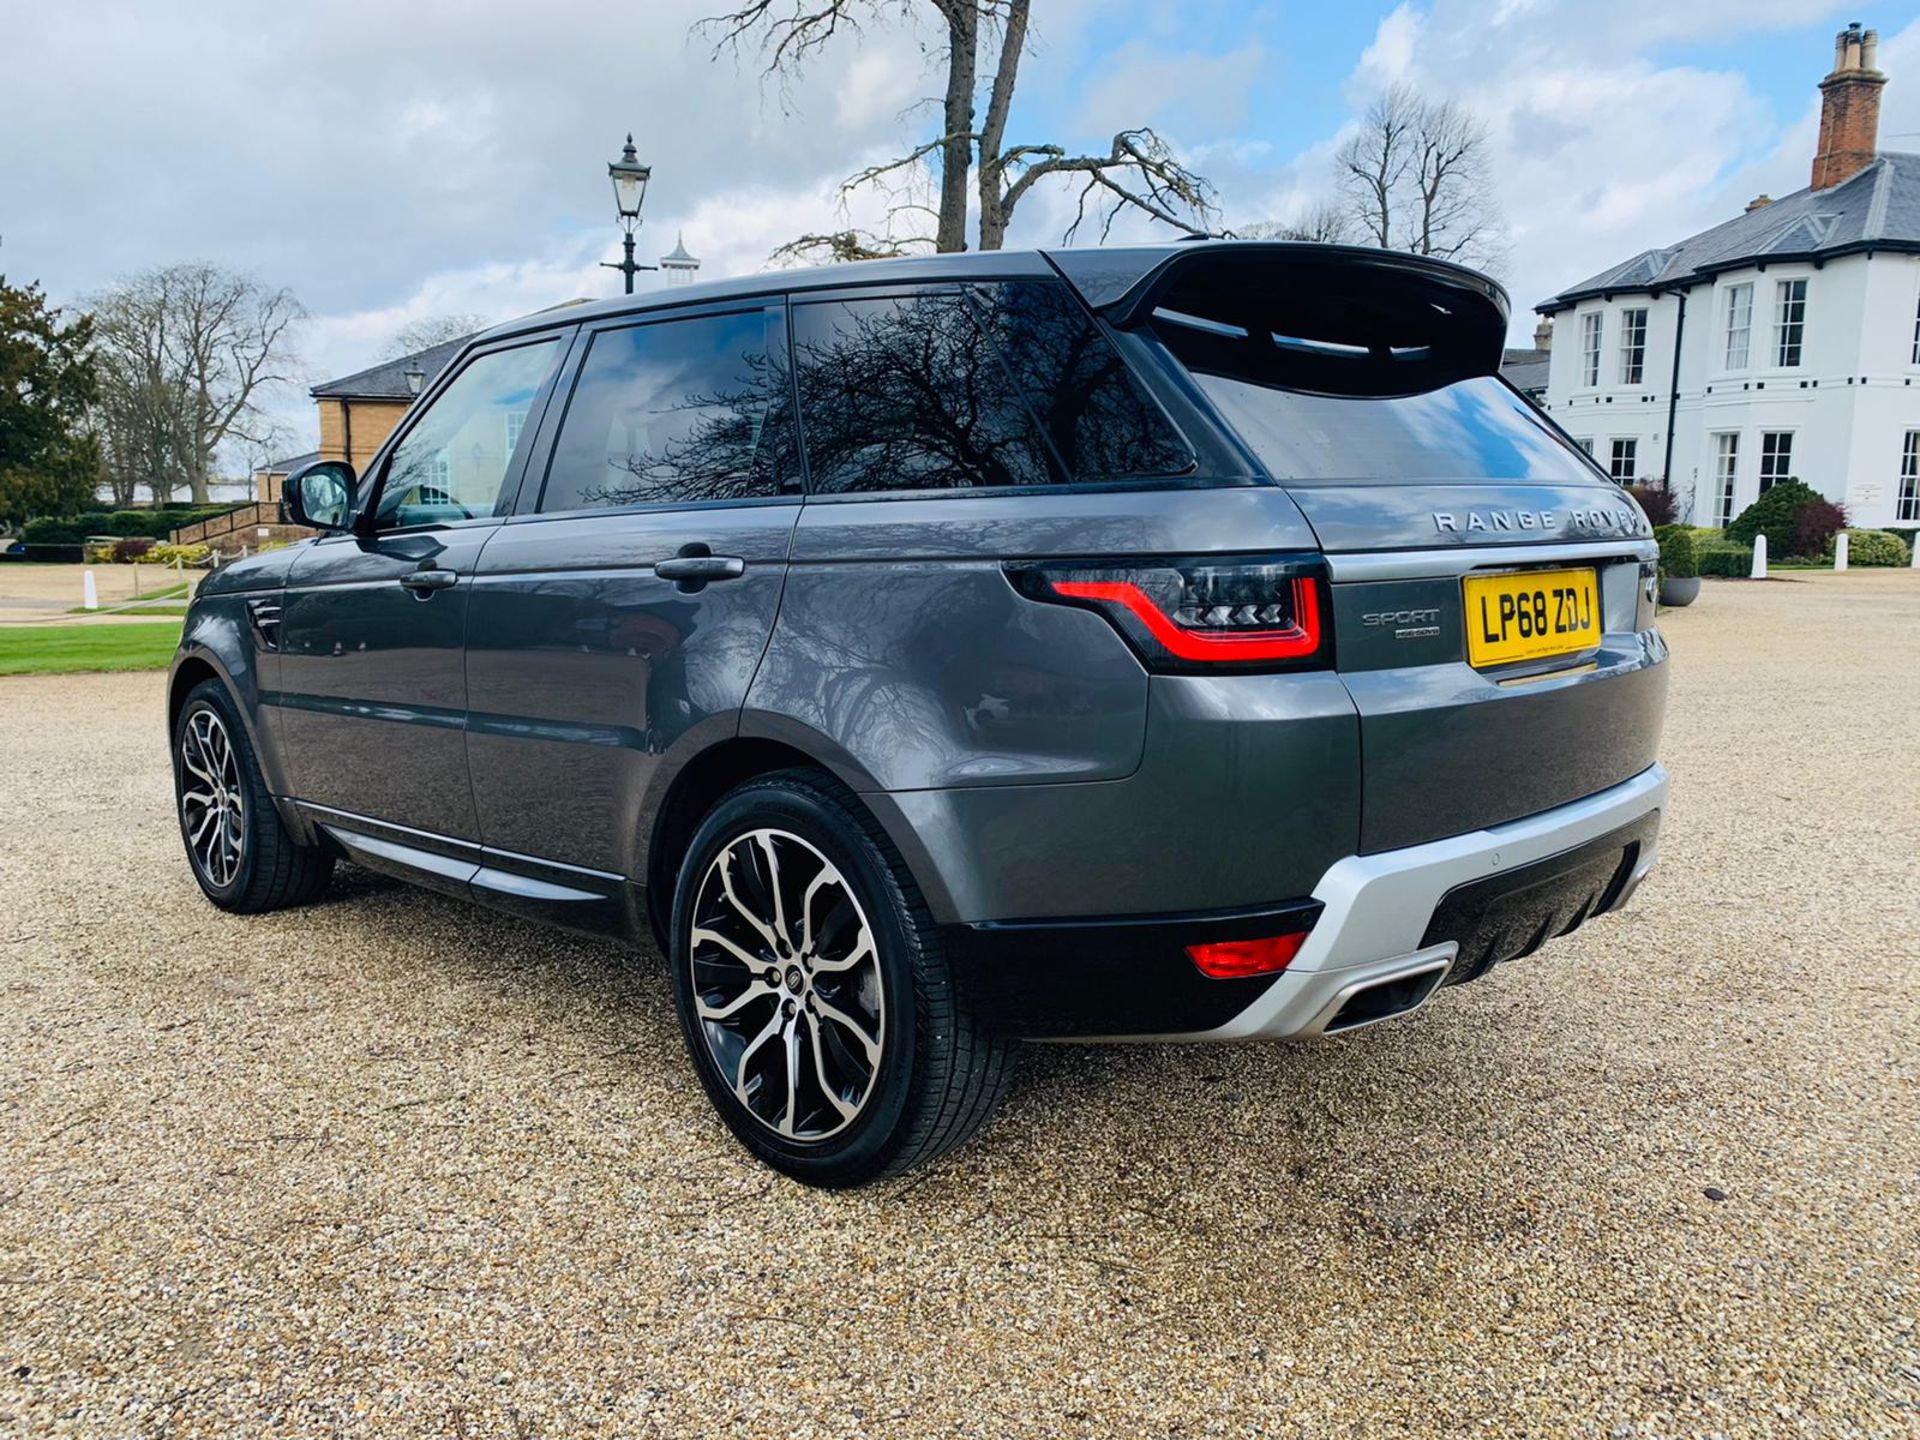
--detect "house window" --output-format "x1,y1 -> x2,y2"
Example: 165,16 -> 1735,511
1712,432 -> 1740,527
1759,431 -> 1793,492
1580,312 -> 1602,388
1574,437 -> 1595,457
1911,293 -> 1920,366
424,450 -> 452,504
504,409 -> 527,456
1617,308 -> 1648,385
1773,278 -> 1806,367
1724,283 -> 1752,370
1900,432 -> 1920,523
1609,438 -> 1638,484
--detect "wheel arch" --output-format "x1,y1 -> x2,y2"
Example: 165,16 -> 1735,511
640,722 -> 959,950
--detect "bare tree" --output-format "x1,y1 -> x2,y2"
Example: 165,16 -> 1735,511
701,0 -> 1220,257
90,263 -> 303,504
1333,83 -> 1502,268
1336,84 -> 1418,250
1406,96 -> 1499,264
768,228 -> 933,267
379,312 -> 490,360
1239,199 -> 1353,244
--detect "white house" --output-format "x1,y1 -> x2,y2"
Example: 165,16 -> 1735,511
1536,22 -> 1920,531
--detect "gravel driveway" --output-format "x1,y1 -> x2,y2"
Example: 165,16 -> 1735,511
3,572 -> 1916,1438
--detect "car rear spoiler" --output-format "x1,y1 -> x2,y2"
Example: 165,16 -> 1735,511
1045,241 -> 1512,398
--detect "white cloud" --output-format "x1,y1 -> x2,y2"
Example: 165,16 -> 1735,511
1305,1 -> 1920,331
1074,39 -> 1268,138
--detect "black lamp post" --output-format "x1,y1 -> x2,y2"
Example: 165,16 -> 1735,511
403,362 -> 426,396
603,134 -> 656,294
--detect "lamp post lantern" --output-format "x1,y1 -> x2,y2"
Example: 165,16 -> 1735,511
403,362 -> 426,396
603,133 -> 657,294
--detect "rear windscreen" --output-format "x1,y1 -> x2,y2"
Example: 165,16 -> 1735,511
1188,368 -> 1597,485
1132,250 -> 1596,485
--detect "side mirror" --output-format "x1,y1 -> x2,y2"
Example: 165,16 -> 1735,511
283,460 -> 357,532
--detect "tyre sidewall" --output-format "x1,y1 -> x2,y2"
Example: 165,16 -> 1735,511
173,679 -> 266,908
668,777 -> 922,1186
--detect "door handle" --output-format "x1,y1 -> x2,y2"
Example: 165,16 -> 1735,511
653,555 -> 747,583
399,568 -> 458,594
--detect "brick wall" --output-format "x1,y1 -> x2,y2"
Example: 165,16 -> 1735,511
316,397 -> 409,473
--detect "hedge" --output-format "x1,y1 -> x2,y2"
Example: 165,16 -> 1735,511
1698,544 -> 1754,578
1655,525 -> 1698,579
1839,529 -> 1912,567
21,506 -> 243,546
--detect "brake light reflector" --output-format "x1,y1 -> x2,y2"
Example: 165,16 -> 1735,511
1186,931 -> 1307,979
1008,555 -> 1329,673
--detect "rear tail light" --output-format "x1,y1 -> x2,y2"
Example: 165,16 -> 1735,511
1008,555 -> 1329,673
1186,931 -> 1308,978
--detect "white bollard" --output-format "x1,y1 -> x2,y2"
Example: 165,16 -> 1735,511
1750,533 -> 1768,579
82,568 -> 99,611
1911,538 -> 1919,569
1834,531 -> 1849,571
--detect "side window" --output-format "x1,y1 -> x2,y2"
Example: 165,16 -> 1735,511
541,308 -> 792,513
968,281 -> 1192,480
792,291 -> 1056,494
374,339 -> 560,530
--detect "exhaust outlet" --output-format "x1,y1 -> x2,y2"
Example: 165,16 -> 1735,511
1315,952 -> 1453,1035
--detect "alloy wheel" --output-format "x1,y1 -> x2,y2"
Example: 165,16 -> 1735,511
687,828 -> 886,1141
179,708 -> 246,889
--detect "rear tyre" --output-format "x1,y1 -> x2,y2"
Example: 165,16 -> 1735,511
668,769 -> 1013,1187
173,678 -> 333,913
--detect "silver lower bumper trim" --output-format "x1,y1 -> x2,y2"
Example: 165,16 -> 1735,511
1192,763 -> 1668,1042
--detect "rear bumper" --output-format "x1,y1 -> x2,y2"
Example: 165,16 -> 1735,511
947,762 -> 1667,1042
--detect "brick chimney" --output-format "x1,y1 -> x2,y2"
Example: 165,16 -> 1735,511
1811,22 -> 1886,190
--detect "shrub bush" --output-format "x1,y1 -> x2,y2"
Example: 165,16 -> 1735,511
1697,543 -> 1754,578
1726,480 -> 1818,555
1789,496 -> 1848,559
85,536 -> 158,563
1839,529 -> 1912,567
1656,525 -> 1698,579
112,536 -> 157,562
1626,484 -> 1678,527
134,541 -> 213,567
1886,527 -> 1917,553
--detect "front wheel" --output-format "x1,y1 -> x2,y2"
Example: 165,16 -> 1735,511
174,678 -> 333,913
668,770 -> 1012,1187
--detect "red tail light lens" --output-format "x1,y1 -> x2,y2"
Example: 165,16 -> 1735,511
1009,556 -> 1329,673
1186,931 -> 1307,978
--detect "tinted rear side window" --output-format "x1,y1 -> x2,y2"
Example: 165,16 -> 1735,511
968,281 -> 1192,480
792,292 -> 1055,494
542,308 -> 793,512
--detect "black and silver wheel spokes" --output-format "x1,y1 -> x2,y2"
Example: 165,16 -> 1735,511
179,709 -> 246,888
688,828 -> 884,1141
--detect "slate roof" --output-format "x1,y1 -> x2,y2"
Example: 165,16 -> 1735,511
1538,152 -> 1920,313
310,335 -> 472,400
1500,346 -> 1550,395
259,450 -> 320,474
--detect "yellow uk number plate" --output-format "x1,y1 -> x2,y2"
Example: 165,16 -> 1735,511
1462,567 -> 1600,669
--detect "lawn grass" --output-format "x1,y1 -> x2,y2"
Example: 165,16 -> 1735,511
0,622 -> 183,676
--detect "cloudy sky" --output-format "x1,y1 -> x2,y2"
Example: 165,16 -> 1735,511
4,0 -> 1918,460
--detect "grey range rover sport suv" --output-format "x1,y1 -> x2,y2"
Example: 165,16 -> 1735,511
168,241 -> 1668,1186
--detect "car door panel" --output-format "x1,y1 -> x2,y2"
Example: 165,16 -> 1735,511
464,302 -> 801,884
466,501 -> 799,879
277,527 -> 495,841
271,332 -> 571,845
